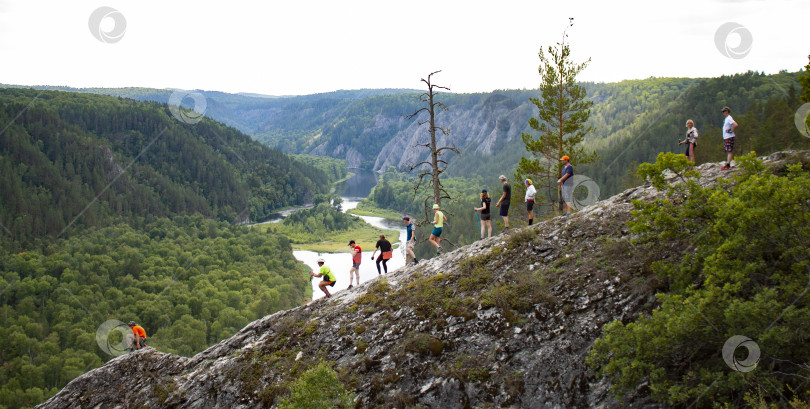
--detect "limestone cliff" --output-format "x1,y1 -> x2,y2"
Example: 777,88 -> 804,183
38,153 -> 806,409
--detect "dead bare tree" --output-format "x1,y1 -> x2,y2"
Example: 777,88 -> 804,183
406,71 -> 460,226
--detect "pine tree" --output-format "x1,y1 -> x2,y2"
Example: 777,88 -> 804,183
515,18 -> 597,215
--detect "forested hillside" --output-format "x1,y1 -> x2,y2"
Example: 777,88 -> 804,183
0,217 -> 311,409
0,87 -> 336,409
0,88 -> 331,248
0,85 -> 420,140
8,71 -> 805,198
580,71 -> 809,194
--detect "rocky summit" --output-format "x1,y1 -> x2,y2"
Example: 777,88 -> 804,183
36,152 -> 809,409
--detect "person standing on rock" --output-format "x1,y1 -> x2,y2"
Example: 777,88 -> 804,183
371,234 -> 393,274
429,204 -> 447,254
524,179 -> 536,225
347,240 -> 361,289
403,216 -> 418,265
679,119 -> 699,163
720,106 -> 738,170
310,258 -> 336,298
474,189 -> 493,239
495,175 -> 511,231
558,156 -> 574,216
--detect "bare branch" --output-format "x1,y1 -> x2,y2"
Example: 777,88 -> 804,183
406,107 -> 429,119
436,146 -> 460,155
408,161 -> 432,172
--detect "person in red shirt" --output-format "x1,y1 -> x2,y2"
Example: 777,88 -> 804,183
128,321 -> 147,350
348,240 -> 361,289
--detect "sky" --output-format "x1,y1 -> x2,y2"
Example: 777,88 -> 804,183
0,0 -> 808,96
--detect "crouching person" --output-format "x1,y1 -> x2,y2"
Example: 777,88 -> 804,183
310,258 -> 336,298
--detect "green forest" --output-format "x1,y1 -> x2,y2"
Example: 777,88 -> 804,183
0,216 -> 310,409
580,70 -> 810,195
0,88 -> 335,409
0,88 -> 331,248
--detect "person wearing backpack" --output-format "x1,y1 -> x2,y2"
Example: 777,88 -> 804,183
371,234 -> 393,275
309,258 -> 336,298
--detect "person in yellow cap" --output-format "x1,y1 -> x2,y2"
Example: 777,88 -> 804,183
429,203 -> 447,254
309,258 -> 336,298
557,156 -> 574,216
524,179 -> 536,225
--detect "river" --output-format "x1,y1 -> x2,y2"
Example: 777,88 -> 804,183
258,169 -> 408,300
297,197 -> 407,300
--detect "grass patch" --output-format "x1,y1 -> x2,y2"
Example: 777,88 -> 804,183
152,376 -> 177,404
449,355 -> 491,382
350,200 -> 404,220
353,245 -> 554,325
265,222 -> 398,252
401,332 -> 444,356
507,227 -> 537,249
354,338 -> 368,354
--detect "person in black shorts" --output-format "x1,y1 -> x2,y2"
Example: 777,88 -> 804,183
474,189 -> 492,239
495,175 -> 511,231
309,258 -> 336,298
371,234 -> 393,274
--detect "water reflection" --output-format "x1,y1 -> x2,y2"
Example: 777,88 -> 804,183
337,169 -> 379,198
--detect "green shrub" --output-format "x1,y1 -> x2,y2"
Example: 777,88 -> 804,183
278,361 -> 355,409
587,153 -> 810,407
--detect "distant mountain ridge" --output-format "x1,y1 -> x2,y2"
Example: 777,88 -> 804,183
0,84 -> 420,136
5,71 -> 804,197
0,87 -> 331,246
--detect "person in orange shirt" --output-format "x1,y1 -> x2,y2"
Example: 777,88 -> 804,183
128,321 -> 147,350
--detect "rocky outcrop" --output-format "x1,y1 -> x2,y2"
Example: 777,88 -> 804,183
38,152 -> 808,409
373,95 -> 532,171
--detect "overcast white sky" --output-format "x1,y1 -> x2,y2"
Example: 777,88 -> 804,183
0,0 -> 808,96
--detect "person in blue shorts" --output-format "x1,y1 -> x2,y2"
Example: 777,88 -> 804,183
429,204 -> 447,254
